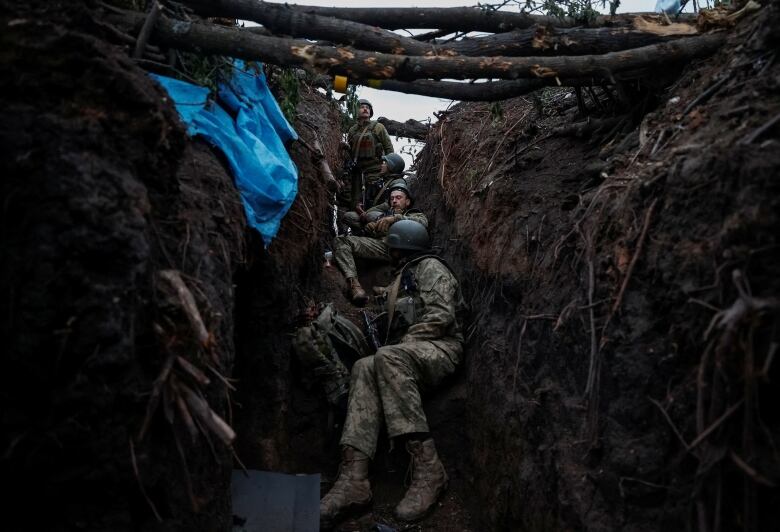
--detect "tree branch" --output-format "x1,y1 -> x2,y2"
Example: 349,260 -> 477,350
377,117 -> 429,140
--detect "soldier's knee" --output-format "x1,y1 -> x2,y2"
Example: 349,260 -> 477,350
373,348 -> 405,375
351,356 -> 375,377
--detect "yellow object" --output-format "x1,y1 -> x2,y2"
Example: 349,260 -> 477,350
333,75 -> 348,93
333,76 -> 385,93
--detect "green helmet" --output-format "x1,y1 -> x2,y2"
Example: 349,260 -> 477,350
386,178 -> 412,205
382,153 -> 405,174
357,98 -> 373,117
386,220 -> 429,251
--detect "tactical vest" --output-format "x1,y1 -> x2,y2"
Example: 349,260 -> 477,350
384,255 -> 469,345
348,120 -> 385,165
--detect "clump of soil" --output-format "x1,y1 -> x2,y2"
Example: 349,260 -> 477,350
411,6 -> 780,531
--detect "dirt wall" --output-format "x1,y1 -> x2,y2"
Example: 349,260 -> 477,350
413,7 -> 780,531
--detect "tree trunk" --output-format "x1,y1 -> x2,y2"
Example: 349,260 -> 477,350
365,78 -> 550,101
269,4 -> 693,32
377,117 -> 429,140
119,11 -> 724,84
186,0 -> 694,58
183,0 -> 432,56
444,26 -> 692,57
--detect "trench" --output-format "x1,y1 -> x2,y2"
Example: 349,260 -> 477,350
2,1 -> 780,532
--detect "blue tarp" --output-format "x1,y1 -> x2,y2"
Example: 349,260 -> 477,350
150,62 -> 298,246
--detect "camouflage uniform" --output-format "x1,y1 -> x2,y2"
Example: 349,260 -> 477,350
341,172 -> 404,233
292,303 -> 371,406
340,256 -> 467,458
346,120 -> 394,209
334,210 -> 428,279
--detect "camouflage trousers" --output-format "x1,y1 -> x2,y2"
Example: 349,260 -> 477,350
333,234 -> 390,280
340,340 -> 460,459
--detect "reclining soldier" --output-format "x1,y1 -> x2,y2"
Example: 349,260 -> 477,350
334,180 -> 427,305
320,220 -> 467,528
341,152 -> 406,234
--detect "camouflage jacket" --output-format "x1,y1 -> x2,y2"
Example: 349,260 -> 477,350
384,255 -> 467,361
364,208 -> 428,238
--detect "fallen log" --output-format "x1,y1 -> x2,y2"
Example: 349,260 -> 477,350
377,117 -> 429,140
113,10 -> 726,82
186,0 -> 695,58
364,78 -> 549,101
444,25 -> 694,57
183,0 -> 432,56
270,3 -> 694,32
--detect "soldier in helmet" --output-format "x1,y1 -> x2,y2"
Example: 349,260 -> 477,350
342,152 -> 406,234
320,220 -> 468,529
344,99 -> 395,218
333,180 -> 427,305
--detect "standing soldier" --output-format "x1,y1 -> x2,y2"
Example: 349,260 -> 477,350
346,99 -> 394,215
320,220 -> 468,528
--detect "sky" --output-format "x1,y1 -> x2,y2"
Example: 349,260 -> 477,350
263,0 -> 685,167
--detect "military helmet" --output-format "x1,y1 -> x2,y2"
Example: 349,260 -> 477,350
386,220 -> 429,251
357,98 -> 373,117
382,153 -> 405,174
386,178 -> 412,205
358,98 -> 374,118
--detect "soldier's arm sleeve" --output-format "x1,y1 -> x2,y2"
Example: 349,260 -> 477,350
366,202 -> 387,215
399,261 -> 458,343
399,211 -> 428,229
377,124 -> 394,155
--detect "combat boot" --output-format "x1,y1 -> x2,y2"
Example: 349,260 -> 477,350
320,446 -> 372,528
394,438 -> 448,522
348,277 -> 368,305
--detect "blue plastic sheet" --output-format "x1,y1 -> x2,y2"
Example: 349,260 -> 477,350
151,61 -> 298,246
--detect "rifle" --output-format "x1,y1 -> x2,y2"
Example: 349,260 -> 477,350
360,309 -> 382,351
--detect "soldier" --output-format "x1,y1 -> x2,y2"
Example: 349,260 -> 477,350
291,302 -> 371,412
342,152 -> 406,234
334,180 -> 427,305
346,99 -> 394,215
320,220 -> 467,528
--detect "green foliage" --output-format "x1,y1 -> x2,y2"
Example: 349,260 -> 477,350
340,84 -> 360,133
277,68 -> 300,122
179,52 -> 228,93
489,102 -> 504,124
507,0 -> 617,24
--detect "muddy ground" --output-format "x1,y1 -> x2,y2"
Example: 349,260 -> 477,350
2,1 -> 779,531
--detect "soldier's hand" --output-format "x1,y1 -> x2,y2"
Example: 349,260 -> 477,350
376,215 -> 400,233
365,221 -> 378,234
